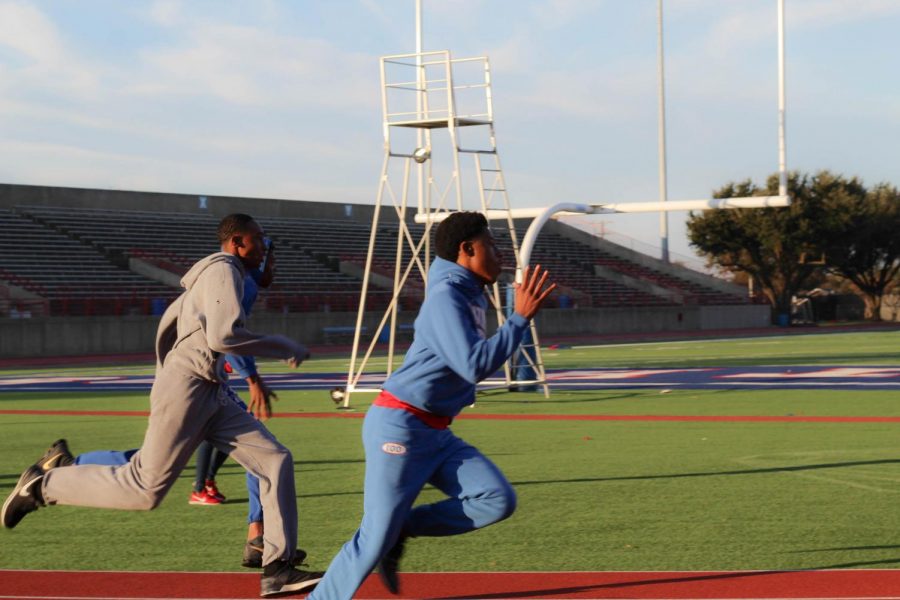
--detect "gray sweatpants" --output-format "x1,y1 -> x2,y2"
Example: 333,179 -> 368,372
42,367 -> 298,566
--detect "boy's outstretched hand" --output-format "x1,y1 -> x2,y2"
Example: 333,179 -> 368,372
514,264 -> 557,320
286,343 -> 311,369
247,374 -> 278,420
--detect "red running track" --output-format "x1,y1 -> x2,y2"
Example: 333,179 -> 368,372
2,570 -> 900,599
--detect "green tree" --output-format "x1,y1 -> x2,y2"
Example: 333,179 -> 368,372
687,172 -> 832,322
819,179 -> 900,320
688,171 -> 900,323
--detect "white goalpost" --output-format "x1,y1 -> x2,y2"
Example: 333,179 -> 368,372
331,0 -> 789,409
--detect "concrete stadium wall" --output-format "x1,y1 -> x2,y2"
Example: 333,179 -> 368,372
0,304 -> 770,358
0,311 -> 414,358
531,304 -> 770,338
0,315 -> 159,358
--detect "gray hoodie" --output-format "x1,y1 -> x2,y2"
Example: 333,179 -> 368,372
155,252 -> 307,382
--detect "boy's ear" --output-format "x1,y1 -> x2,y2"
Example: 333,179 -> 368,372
460,241 -> 475,257
232,234 -> 245,248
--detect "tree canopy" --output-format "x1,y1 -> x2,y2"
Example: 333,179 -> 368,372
818,179 -> 900,319
687,171 -> 900,321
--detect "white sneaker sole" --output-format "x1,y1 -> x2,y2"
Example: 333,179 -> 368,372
2,469 -> 42,529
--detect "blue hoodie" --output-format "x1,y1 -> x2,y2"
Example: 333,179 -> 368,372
225,268 -> 263,379
382,257 -> 530,417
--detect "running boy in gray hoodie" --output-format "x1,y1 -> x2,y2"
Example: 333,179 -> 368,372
2,213 -> 323,597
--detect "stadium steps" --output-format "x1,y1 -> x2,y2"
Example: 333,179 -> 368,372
2,204 -> 748,316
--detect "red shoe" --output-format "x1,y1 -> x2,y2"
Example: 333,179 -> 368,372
204,479 -> 226,502
189,490 -> 223,505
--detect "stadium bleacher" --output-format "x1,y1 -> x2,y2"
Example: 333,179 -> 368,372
522,229 -> 747,306
1,205 -> 748,317
0,209 -> 175,316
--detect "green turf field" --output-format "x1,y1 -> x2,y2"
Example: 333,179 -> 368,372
2,330 -> 900,573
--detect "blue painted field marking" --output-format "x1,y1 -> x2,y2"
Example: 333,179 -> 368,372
2,366 -> 900,393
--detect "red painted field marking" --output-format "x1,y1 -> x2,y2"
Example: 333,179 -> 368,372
2,569 -> 900,599
2,409 -> 900,423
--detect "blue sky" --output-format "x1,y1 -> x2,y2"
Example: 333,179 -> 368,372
1,0 -> 898,262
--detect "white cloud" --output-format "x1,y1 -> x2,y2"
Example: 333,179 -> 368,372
692,0 -> 900,56
0,2 -> 108,101
0,1 -> 63,62
527,0 -> 607,30
790,0 -> 900,28
483,32 -> 536,75
0,136 -> 375,203
0,5 -> 387,200
703,7 -> 773,54
144,0 -> 183,27
132,23 -> 377,111
359,0 -> 395,30
425,0 -> 492,26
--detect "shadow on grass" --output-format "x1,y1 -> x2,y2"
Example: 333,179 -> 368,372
510,458 -> 900,487
436,557 -> 900,599
0,456 -> 368,485
475,391 -> 647,405
215,458 -> 365,472
548,352 -> 900,369
219,489 -> 363,503
790,544 -> 900,552
4,456 -> 897,488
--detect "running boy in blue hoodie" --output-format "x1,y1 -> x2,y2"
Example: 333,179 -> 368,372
309,211 -> 556,600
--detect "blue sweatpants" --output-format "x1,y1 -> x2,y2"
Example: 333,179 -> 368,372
75,449 -> 137,466
246,470 -> 262,523
221,386 -> 264,523
308,405 -> 516,600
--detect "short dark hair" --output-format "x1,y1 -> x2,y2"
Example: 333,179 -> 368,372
217,213 -> 256,244
435,211 -> 489,261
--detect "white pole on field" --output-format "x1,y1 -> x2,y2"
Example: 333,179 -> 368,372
777,0 -> 787,197
656,0 -> 670,263
415,0 -> 425,213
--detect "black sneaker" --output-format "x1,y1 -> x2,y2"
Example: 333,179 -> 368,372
377,536 -> 406,594
260,560 -> 323,597
242,536 -> 308,569
2,465 -> 45,529
38,439 -> 75,472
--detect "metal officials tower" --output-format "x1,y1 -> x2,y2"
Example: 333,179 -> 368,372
335,38 -> 548,409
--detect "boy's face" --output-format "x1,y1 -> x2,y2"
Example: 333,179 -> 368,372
462,230 -> 503,284
233,221 -> 267,269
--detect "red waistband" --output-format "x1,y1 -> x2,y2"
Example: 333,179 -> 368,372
373,391 -> 452,430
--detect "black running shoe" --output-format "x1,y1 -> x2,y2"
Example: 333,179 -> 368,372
241,536 -> 308,569
260,560 -> 323,597
2,465 -> 45,529
38,439 -> 75,472
377,536 -> 406,594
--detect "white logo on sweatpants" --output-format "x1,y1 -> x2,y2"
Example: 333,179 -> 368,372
382,442 -> 407,455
